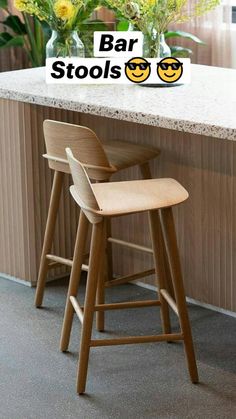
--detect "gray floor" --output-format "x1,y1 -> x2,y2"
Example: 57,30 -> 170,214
0,276 -> 236,419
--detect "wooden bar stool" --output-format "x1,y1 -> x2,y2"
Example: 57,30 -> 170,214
60,148 -> 199,394
34,120 -> 161,308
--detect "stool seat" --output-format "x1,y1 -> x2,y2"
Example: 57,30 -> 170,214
70,178 -> 189,217
103,140 -> 160,170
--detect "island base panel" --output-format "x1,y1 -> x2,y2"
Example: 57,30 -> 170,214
0,99 -> 235,312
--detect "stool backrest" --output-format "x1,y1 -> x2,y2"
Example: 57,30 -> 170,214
66,148 -> 102,223
43,120 -> 114,180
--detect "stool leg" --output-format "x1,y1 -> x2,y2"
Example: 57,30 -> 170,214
106,218 -> 113,281
77,220 -> 105,394
139,161 -> 152,179
160,207 -> 199,384
148,210 -> 171,335
35,171 -> 64,307
60,211 -> 89,352
140,163 -> 174,300
96,221 -> 108,332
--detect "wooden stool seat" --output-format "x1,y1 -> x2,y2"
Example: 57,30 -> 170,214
71,178 -> 188,217
43,139 -> 159,175
103,139 -> 160,170
60,149 -> 199,394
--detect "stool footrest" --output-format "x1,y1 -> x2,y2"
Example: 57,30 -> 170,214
160,288 -> 179,316
70,296 -> 84,324
105,268 -> 155,287
94,300 -> 161,311
108,237 -> 153,254
46,254 -> 88,271
70,297 -> 161,323
90,333 -> 184,347
93,300 -> 160,311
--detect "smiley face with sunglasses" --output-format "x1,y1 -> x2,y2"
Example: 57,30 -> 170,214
157,57 -> 183,83
125,57 -> 151,83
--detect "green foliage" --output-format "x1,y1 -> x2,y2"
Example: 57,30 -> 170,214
3,15 -> 27,35
0,0 -> 99,66
116,19 -> 130,30
0,0 -> 7,8
170,45 -> 193,57
104,0 -> 220,33
0,0 -> 216,66
0,32 -> 24,47
166,29 -> 206,56
165,30 -> 205,45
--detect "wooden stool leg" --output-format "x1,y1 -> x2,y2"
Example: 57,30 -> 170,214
149,210 -> 171,335
139,161 -> 152,179
77,220 -> 105,394
105,217 -> 113,281
160,207 -> 199,384
60,211 -> 89,352
140,162 -> 175,299
96,221 -> 108,332
35,171 -> 64,307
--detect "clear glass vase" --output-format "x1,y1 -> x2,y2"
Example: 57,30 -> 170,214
143,31 -> 171,58
46,30 -> 85,59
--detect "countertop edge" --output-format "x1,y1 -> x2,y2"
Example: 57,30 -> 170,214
0,87 -> 235,141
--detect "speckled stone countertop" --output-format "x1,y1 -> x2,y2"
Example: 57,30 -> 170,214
0,65 -> 235,140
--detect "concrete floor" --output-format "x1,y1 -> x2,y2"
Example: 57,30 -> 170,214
0,276 -> 236,419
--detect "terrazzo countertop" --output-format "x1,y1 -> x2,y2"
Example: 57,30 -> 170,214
0,65 -> 235,140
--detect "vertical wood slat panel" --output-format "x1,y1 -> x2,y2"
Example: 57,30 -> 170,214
0,99 -> 81,283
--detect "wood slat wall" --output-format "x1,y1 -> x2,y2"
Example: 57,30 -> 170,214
0,99 -> 235,312
0,99 -> 81,283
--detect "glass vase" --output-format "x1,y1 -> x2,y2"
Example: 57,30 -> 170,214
46,30 -> 85,59
143,31 -> 171,58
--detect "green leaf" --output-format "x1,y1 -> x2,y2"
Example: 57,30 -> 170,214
116,20 -> 130,31
0,32 -> 24,48
2,15 -> 27,35
0,0 -> 8,9
76,0 -> 100,23
79,19 -> 109,33
165,30 -> 205,45
170,46 -> 193,58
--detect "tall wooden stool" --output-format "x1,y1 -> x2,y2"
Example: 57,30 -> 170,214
34,120 -> 161,308
60,148 -> 199,394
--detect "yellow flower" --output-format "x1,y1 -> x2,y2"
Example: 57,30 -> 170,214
14,0 -> 26,11
54,0 -> 76,20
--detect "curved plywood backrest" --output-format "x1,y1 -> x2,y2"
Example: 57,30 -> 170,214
43,120 -> 112,179
66,148 -> 100,215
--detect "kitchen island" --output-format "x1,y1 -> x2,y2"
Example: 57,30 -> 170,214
0,64 -> 236,313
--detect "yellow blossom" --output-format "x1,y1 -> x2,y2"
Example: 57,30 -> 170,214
54,0 -> 76,20
14,0 -> 27,12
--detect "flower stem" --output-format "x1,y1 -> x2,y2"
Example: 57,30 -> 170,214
23,13 -> 41,67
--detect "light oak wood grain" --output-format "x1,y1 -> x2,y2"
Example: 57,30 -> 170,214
61,149 -> 197,394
